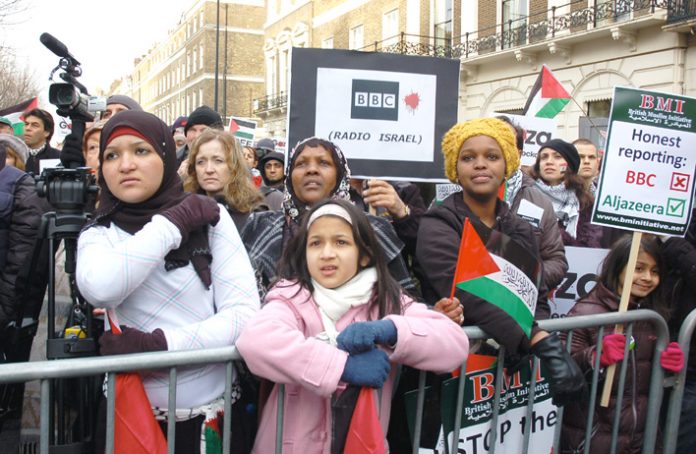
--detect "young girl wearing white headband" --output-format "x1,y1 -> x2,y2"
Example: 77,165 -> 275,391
237,199 -> 469,453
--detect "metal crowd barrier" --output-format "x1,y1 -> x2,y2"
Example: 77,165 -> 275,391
0,345 -> 242,454
664,308 -> 696,454
0,309 -> 678,454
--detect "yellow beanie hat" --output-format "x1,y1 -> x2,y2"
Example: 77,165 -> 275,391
441,117 -> 520,183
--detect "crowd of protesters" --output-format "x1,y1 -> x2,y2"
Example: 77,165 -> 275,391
0,98 -> 695,454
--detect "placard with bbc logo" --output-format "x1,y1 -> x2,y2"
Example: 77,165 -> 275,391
288,47 -> 459,182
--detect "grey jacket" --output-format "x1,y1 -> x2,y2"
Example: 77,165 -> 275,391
509,173 -> 568,289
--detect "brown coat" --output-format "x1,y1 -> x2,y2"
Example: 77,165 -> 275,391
561,283 -> 658,454
510,173 -> 568,289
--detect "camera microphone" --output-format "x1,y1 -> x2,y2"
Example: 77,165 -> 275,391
40,32 -> 81,66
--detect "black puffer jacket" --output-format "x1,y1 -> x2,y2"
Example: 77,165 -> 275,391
415,192 -> 550,357
0,166 -> 43,327
561,283 -> 658,454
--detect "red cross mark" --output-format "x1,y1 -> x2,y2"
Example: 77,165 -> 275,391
671,172 -> 691,192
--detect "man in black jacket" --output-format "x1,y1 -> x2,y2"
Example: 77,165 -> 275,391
22,108 -> 60,175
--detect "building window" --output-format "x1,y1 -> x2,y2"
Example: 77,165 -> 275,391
199,88 -> 204,111
434,0 -> 453,46
349,24 -> 364,50
279,49 -> 289,93
382,9 -> 399,46
200,44 -> 204,69
501,0 -> 528,48
193,49 -> 198,72
267,55 -> 276,95
322,37 -> 334,49
200,9 -> 204,28
587,99 -> 611,118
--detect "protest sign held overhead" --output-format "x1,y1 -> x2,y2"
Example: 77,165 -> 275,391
287,48 -> 459,182
592,87 -> 696,237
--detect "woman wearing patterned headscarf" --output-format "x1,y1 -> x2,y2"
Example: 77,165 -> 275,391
240,136 -> 415,296
76,110 -> 259,452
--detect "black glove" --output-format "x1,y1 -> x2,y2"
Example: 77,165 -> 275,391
99,326 -> 167,355
160,195 -> 220,242
60,119 -> 87,169
531,332 -> 586,407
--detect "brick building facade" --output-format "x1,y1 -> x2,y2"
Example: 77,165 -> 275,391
116,0 -> 265,126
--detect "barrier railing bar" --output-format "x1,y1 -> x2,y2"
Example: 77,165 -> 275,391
105,372 -> 116,454
223,361 -> 233,454
487,346 -> 506,454
275,384 -> 285,454
610,323 -> 634,454
168,368 -> 177,454
40,379 -> 50,454
641,315 -> 668,454
521,356 -> 539,454
411,370 -> 427,454
664,308 -> 696,453
451,354 -> 470,451
0,346 -> 241,384
585,325 -> 605,454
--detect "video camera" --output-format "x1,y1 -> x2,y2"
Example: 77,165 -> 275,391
40,33 -> 106,121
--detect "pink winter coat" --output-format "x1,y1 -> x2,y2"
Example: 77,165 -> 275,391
236,280 -> 469,454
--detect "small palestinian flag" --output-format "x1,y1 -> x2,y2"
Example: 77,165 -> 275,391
228,116 -> 257,146
523,65 -> 570,119
452,219 -> 541,338
0,97 -> 39,135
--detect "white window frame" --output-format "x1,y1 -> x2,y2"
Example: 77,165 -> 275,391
349,24 -> 364,50
382,9 -> 399,46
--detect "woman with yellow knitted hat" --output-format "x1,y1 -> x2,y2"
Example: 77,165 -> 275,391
415,117 -> 584,407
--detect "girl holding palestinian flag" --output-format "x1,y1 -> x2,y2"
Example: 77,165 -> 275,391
416,117 -> 584,406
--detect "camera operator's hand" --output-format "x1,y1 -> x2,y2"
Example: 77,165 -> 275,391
160,194 -> 220,243
99,326 -> 167,355
60,131 -> 85,168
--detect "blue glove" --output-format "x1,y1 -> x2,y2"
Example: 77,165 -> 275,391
340,349 -> 391,388
337,320 -> 398,354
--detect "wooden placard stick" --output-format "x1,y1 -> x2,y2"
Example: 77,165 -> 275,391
600,231 -> 643,407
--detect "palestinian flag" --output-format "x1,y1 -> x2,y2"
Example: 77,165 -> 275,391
0,97 -> 39,135
228,116 -> 257,146
523,65 -> 570,119
452,219 -> 541,338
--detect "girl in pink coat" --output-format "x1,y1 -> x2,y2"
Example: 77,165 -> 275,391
237,199 -> 469,453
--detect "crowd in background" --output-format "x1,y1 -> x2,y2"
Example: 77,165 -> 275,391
0,98 -> 695,454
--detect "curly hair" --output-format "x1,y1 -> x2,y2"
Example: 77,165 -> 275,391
184,129 -> 263,213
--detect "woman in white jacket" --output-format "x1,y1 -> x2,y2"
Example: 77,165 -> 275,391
76,110 -> 259,452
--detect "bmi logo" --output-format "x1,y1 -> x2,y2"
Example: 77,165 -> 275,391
351,79 -> 399,121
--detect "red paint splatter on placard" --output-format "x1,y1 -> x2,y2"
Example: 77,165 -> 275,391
404,92 -> 420,114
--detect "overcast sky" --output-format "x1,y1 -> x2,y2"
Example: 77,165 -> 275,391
2,0 -> 196,98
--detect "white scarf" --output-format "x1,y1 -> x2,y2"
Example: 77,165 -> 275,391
311,267 -> 378,345
534,179 -> 580,238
